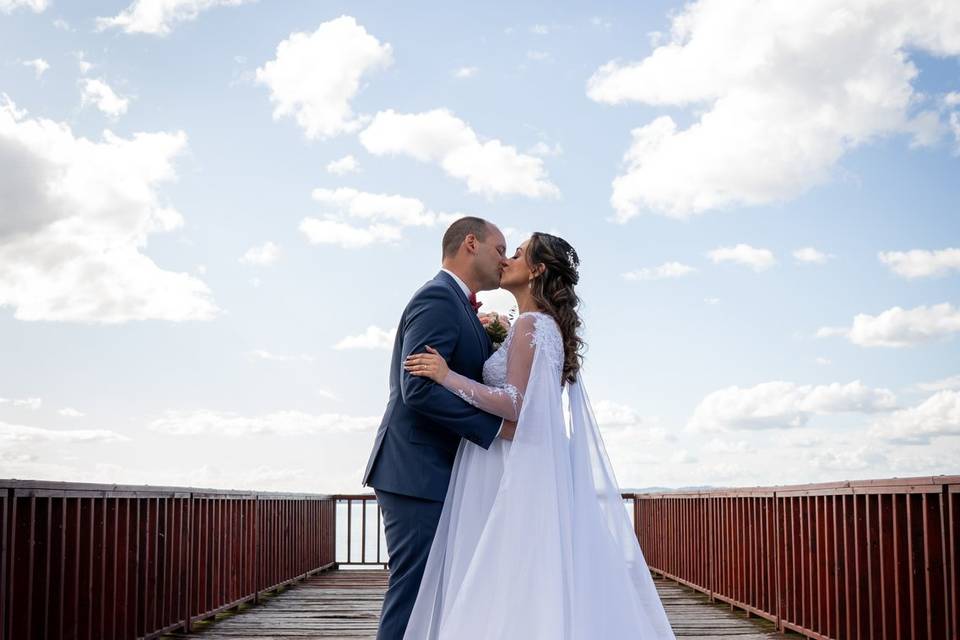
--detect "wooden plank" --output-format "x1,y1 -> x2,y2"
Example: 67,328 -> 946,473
172,568 -> 797,639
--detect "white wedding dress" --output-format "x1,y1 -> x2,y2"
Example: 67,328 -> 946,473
403,311 -> 676,639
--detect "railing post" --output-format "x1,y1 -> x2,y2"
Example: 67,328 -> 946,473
774,489 -> 781,633
0,488 -> 7,640
253,495 -> 259,605
183,491 -> 194,633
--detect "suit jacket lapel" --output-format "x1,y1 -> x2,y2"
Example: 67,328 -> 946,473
435,271 -> 488,357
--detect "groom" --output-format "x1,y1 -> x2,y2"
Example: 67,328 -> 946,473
362,216 -> 514,640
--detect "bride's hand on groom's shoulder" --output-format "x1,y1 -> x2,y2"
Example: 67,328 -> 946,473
404,345 -> 449,383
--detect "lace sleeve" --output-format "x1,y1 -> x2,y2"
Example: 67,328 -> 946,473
437,314 -> 539,421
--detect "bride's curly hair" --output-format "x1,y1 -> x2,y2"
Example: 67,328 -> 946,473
526,232 -> 584,384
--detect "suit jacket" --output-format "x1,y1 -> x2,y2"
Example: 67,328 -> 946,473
362,270 -> 502,502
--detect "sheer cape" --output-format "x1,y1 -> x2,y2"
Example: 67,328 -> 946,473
403,313 -> 676,639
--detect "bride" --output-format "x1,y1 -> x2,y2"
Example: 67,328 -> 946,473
401,232 -> 676,639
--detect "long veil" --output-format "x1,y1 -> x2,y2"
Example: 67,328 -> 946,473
403,337 -> 676,639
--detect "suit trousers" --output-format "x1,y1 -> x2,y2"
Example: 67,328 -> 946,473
374,487 -> 445,640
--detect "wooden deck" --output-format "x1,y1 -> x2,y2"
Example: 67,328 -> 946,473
173,568 -> 798,639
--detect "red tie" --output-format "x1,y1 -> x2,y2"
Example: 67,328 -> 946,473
468,292 -> 482,312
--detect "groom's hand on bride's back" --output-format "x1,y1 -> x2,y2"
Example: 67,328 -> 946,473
499,420 -> 517,441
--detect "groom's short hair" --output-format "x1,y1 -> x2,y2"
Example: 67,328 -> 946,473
442,216 -> 490,258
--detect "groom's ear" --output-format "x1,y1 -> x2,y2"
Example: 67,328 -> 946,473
463,233 -> 479,255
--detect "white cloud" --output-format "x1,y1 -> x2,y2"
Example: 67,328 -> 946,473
359,109 -> 559,199
869,390 -> 960,444
950,111 -> 960,151
0,420 -> 128,444
772,431 -> 826,449
946,96 -> 960,151
623,261 -> 696,281
527,50 -> 551,61
905,109 -> 944,148
52,17 -> 70,30
670,449 -> 698,464
256,16 -> 393,140
22,58 -> 49,78
453,66 -> 478,79
96,0 -> 255,36
913,374 -> 960,393
311,187 -> 441,227
530,24 -> 550,35
527,141 -> 563,157
0,456 -> 359,494
793,247 -> 832,264
501,227 -> 531,248
593,400 -> 642,426
326,154 -> 359,175
707,244 -> 775,271
302,187 -> 467,249
246,349 -> 314,363
587,0 -> 960,220
0,96 -> 219,323
704,297 -> 720,304
817,302 -> 960,348
878,248 -> 960,278
58,407 -> 84,418
590,16 -> 612,30
888,448 -> 960,476
0,0 -> 46,13
591,401 -> 675,442
300,218 -> 401,249
0,397 -> 42,410
75,51 -> 93,75
80,78 -> 130,118
815,357 -> 831,366
702,437 -> 756,454
333,325 -> 396,350
591,401 -> 680,488
148,408 -> 377,436
688,380 -> 897,432
316,388 -> 338,400
240,241 -> 281,266
806,444 -> 888,472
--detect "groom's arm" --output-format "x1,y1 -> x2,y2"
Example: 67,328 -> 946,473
400,287 -> 502,449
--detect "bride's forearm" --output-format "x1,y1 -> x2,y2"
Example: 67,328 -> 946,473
439,370 -> 522,421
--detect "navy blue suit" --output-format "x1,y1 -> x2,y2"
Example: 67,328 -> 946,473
362,270 -> 501,639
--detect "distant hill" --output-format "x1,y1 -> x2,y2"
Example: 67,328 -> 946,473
621,485 -> 718,493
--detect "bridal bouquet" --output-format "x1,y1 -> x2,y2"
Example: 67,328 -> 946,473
481,307 -> 517,350
485,316 -> 508,349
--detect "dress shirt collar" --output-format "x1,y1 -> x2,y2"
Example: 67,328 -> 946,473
440,268 -> 473,298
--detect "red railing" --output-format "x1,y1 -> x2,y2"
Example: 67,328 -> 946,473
628,475 -> 960,640
0,479 -> 336,640
5,476 -> 956,639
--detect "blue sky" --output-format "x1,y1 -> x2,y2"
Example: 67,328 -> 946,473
1,0 -> 958,493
